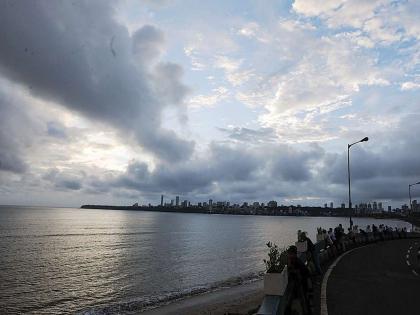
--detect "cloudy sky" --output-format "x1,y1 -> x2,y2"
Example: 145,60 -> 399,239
0,0 -> 419,208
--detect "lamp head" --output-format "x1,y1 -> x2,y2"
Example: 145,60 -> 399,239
361,137 -> 369,142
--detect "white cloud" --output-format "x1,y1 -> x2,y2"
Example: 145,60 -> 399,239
188,86 -> 229,109
292,0 -> 345,17
214,55 -> 254,86
401,81 -> 420,91
184,45 -> 207,71
293,0 -> 420,46
238,22 -> 260,38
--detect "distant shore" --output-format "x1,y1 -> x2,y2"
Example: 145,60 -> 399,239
80,204 -> 409,221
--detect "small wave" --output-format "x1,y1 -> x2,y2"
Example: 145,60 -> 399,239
77,271 -> 264,314
0,231 -> 156,239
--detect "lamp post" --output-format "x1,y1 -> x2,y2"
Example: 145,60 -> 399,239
409,182 -> 420,213
348,137 -> 369,228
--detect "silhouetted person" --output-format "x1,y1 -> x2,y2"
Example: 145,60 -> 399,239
301,232 -> 322,275
287,245 -> 312,315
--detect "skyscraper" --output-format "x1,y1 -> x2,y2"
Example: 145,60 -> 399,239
176,196 -> 179,207
160,195 -> 163,206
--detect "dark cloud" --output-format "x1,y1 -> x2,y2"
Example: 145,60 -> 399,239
87,142 -> 324,201
43,168 -> 83,191
82,114 -> 420,205
46,121 -> 67,139
132,25 -> 165,61
0,151 -> 26,174
0,88 -> 30,174
0,0 -> 193,162
323,114 -> 420,201
268,144 -> 323,182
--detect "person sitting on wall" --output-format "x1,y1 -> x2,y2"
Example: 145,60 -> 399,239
334,225 -> 344,252
372,224 -> 378,241
301,232 -> 322,275
323,229 -> 332,249
327,228 -> 337,256
359,228 -> 368,242
348,227 -> 356,244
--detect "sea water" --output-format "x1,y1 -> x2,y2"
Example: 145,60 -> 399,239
0,206 -> 410,314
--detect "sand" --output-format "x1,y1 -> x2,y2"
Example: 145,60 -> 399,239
141,280 -> 264,315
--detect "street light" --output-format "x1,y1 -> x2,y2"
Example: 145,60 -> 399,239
348,137 -> 369,228
409,181 -> 420,213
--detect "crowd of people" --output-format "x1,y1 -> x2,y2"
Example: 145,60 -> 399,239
286,223 -> 410,314
316,224 -> 409,249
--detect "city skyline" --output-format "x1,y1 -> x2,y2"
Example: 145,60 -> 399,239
0,1 -> 419,208
137,194 -> 415,213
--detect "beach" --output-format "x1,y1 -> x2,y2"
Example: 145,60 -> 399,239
142,280 -> 263,315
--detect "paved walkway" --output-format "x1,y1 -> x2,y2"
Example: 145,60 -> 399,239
326,239 -> 420,315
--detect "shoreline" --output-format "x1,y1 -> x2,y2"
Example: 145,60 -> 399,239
139,217 -> 417,315
141,280 -> 263,315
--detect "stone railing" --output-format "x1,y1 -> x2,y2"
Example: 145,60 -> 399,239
257,230 -> 420,315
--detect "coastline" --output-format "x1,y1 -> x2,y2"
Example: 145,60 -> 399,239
141,280 -> 263,315
139,217 -> 418,315
80,204 -> 409,221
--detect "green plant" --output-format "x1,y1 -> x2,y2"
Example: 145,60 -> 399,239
263,241 -> 288,273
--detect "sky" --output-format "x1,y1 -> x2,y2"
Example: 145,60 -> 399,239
0,0 -> 419,208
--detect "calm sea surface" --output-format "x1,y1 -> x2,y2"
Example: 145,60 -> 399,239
0,206 -> 411,314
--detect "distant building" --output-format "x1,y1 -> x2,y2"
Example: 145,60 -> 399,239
170,199 -> 174,206
413,200 -> 419,212
330,202 -> 333,209
160,195 -> 164,206
388,205 -> 392,212
341,203 -> 345,208
133,202 -> 138,207
253,202 -> 260,208
268,200 -> 277,208
176,196 -> 180,207
198,202 -> 202,207
324,203 -> 328,208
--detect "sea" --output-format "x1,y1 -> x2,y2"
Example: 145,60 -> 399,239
0,206 -> 411,314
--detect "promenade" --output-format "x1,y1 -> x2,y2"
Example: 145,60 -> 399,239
324,238 -> 420,315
